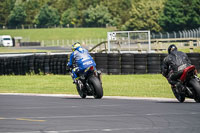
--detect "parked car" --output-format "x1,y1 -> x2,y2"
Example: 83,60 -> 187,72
0,35 -> 13,47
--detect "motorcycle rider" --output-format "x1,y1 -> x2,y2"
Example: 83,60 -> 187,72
161,44 -> 192,90
67,42 -> 96,83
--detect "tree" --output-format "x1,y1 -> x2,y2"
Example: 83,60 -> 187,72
101,0 -> 132,27
8,4 -> 27,27
61,8 -> 79,27
0,0 -> 4,27
82,5 -> 113,27
159,0 -> 200,31
24,0 -> 40,26
35,4 -> 60,27
0,0 -> 16,27
121,0 -> 164,32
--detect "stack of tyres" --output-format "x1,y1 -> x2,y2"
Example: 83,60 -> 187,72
17,57 -> 23,75
34,55 -> 44,74
13,57 -> 19,75
34,55 -> 39,74
53,54 -> 63,74
147,54 -> 161,74
0,58 -> 3,75
121,53 -> 134,74
38,55 -> 45,74
53,55 -> 58,74
0,58 -> 5,75
57,55 -> 63,74
187,53 -> 200,72
108,53 -> 121,75
95,53 -> 108,74
61,54 -> 68,75
44,55 -> 50,74
49,55 -> 54,74
40,55 -> 45,74
3,57 -> 7,75
12,57 -> 16,75
160,53 -> 167,69
23,56 -> 29,75
6,57 -> 11,75
28,55 -> 35,73
134,54 -> 147,74
19,57 -> 24,75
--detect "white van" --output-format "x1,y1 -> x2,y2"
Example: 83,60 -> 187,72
0,35 -> 13,47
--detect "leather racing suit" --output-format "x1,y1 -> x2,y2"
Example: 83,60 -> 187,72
67,47 -> 96,80
161,50 -> 191,85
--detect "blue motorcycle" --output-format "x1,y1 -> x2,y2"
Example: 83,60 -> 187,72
69,66 -> 103,99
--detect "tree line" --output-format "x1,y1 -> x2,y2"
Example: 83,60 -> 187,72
0,0 -> 199,32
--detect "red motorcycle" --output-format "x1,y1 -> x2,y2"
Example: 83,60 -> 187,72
171,65 -> 200,103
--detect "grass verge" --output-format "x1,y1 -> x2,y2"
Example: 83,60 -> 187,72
0,47 -> 55,53
0,28 -> 112,41
0,74 -> 174,98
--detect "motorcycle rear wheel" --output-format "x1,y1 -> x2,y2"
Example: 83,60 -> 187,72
88,76 -> 103,99
171,86 -> 185,103
189,78 -> 200,103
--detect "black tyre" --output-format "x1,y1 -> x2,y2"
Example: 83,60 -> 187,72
108,65 -> 120,69
134,69 -> 146,74
76,80 -> 86,99
95,57 -> 108,61
189,78 -> 200,103
171,86 -> 185,103
108,61 -> 120,65
95,53 -> 108,57
108,53 -> 120,58
135,65 -> 146,70
134,54 -> 147,58
121,61 -> 134,65
88,76 -> 103,99
121,65 -> 134,69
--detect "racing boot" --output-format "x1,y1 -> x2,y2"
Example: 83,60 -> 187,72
73,77 -> 79,84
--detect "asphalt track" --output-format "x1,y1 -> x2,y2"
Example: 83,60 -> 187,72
0,94 -> 200,133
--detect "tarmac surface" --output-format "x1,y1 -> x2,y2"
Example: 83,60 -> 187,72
0,94 -> 200,133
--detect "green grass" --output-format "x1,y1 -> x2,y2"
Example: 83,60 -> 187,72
179,48 -> 200,53
0,28 -> 112,41
0,74 -> 174,98
0,47 -> 57,53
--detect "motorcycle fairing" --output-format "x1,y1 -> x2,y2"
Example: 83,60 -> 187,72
180,65 -> 195,82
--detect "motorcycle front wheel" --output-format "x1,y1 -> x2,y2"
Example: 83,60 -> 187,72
76,80 -> 86,99
171,86 -> 185,103
88,76 -> 103,99
189,78 -> 200,103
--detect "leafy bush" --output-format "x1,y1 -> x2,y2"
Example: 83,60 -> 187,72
35,4 -> 60,28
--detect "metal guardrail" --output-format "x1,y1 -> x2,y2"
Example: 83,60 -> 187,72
151,28 -> 200,39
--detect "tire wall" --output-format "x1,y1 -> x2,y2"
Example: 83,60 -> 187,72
107,53 -> 121,75
94,53 -> 108,74
147,54 -> 161,74
0,54 -> 68,75
134,54 -> 147,74
0,53 -> 200,75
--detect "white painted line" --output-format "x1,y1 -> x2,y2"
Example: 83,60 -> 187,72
0,93 -> 195,102
2,112 -> 199,120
